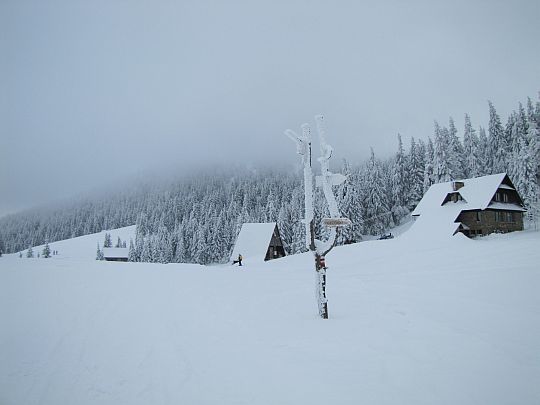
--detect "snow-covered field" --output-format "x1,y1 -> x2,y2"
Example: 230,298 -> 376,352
11,225 -> 136,261
1,228 -> 539,404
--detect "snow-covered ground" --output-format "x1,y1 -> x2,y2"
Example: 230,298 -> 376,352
1,228 -> 539,404
10,225 -> 136,260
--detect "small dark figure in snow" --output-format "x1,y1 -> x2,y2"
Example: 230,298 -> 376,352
232,254 -> 243,266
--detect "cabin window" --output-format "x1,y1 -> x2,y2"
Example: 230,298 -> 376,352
495,192 -> 501,202
503,193 -> 508,203
506,212 -> 513,222
495,211 -> 501,222
476,211 -> 481,221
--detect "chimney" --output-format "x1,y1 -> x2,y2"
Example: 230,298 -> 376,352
452,181 -> 464,191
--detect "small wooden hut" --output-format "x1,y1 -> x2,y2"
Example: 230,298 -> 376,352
103,247 -> 129,262
230,223 -> 286,263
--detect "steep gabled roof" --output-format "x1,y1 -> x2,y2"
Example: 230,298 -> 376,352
409,173 -> 525,239
412,173 -> 512,217
230,223 -> 278,263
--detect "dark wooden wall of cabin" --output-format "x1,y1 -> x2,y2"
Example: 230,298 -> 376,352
458,210 -> 524,236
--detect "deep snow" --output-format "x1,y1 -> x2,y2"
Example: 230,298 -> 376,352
1,228 -> 539,405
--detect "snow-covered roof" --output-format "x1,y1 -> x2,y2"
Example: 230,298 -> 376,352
408,173 -> 525,239
230,223 -> 277,263
412,173 -> 510,217
103,247 -> 129,259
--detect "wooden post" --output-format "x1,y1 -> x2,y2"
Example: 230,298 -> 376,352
315,253 -> 328,319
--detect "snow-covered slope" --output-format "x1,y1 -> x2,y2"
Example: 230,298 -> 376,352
9,225 -> 136,260
1,229 -> 539,404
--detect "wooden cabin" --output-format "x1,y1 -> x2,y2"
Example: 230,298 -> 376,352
411,173 -> 526,238
230,222 -> 286,263
103,247 -> 129,262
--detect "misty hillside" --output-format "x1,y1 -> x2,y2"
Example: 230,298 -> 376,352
1,93 -> 539,265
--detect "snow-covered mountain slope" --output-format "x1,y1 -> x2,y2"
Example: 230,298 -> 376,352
1,229 -> 539,405
8,225 -> 136,260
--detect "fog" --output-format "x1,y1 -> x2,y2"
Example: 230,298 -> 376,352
1,0 -> 539,216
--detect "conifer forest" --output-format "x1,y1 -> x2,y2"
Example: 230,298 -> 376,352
1,96 -> 539,264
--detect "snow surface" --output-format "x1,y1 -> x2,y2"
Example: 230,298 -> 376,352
1,228 -> 540,404
230,222 -> 277,263
9,226 -> 136,260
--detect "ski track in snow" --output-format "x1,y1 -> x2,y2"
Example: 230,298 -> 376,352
1,229 -> 540,404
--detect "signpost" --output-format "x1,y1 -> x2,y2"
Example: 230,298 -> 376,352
285,115 -> 350,319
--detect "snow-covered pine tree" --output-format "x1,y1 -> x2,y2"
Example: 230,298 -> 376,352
488,101 -> 508,174
140,236 -> 152,263
26,246 -> 34,258
365,148 -> 390,235
390,134 -> 408,225
336,159 -> 363,244
526,119 -> 540,183
477,126 -> 490,176
96,243 -> 104,260
407,137 -> 425,209
463,114 -> 481,178
448,117 -> 465,179
173,224 -> 186,262
128,239 -> 136,262
433,122 -> 453,183
423,137 -> 435,192
513,135 -> 539,227
103,233 -> 112,248
156,225 -> 172,264
115,237 -> 122,248
42,242 -> 51,258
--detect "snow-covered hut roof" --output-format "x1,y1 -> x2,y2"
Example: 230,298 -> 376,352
408,173 -> 525,239
230,223 -> 278,263
103,247 -> 129,259
412,173 -> 525,217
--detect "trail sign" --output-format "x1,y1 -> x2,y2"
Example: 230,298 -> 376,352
315,173 -> 347,187
323,217 -> 351,228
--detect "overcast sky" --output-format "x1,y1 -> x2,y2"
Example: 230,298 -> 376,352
1,0 -> 539,217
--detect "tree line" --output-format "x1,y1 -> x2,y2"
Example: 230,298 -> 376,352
1,95 -> 539,264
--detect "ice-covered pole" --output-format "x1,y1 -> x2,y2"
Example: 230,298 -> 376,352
315,115 -> 340,218
313,115 -> 343,256
286,115 -> 349,319
285,125 -> 314,250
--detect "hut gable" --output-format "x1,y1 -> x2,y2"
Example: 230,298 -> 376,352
411,173 -> 526,238
230,223 -> 286,263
